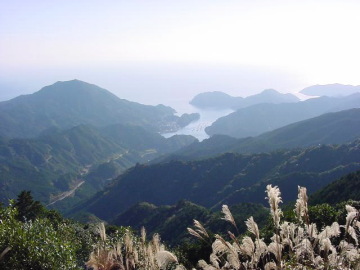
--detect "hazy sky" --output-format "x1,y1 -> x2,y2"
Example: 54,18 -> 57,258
1,0 -> 360,108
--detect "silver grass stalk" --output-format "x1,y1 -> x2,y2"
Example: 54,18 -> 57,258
294,186 -> 309,224
194,219 -> 209,238
348,226 -> 358,245
97,222 -> 107,242
226,251 -> 241,269
268,241 -> 283,263
255,238 -> 267,261
295,238 -> 314,263
245,216 -> 260,240
266,185 -> 283,228
306,223 -> 318,239
0,247 -> 11,261
209,253 -> 220,269
198,259 -> 217,270
241,236 -> 255,257
187,227 -> 205,241
141,226 -> 146,243
345,205 -> 358,233
156,250 -> 178,269
221,205 -> 239,233
264,261 -> 277,270
212,239 -> 228,254
152,233 -> 161,252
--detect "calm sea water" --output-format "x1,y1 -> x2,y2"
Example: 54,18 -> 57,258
161,102 -> 233,141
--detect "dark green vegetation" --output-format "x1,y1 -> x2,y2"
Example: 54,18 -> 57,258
300,83 -> 360,96
310,170 -> 360,205
0,80 -> 199,138
72,138 -> 360,222
2,170 -> 360,269
190,89 -> 299,110
158,108 -> 360,162
112,200 -> 269,246
0,123 -> 196,207
206,93 -> 360,138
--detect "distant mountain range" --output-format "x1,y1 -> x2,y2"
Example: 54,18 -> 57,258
301,84 -> 360,97
190,89 -> 299,110
0,80 -> 199,138
0,123 -> 196,206
70,138 -> 360,221
159,108 -> 360,161
206,93 -> 360,138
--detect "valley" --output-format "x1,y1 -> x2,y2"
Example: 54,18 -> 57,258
1,80 -> 360,269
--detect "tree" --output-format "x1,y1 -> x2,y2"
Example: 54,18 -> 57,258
14,190 -> 45,222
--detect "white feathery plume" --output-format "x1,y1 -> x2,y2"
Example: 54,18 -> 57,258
141,226 -> 146,243
320,238 -> 332,255
305,223 -> 318,239
188,219 -> 209,241
347,226 -> 358,245
194,219 -> 209,238
221,205 -> 238,232
155,250 -> 178,269
264,261 -> 277,270
345,248 -> 360,263
328,245 -> 338,267
209,253 -> 220,269
345,205 -> 358,233
174,265 -> 187,270
187,227 -> 205,241
227,251 -> 240,269
97,222 -> 107,242
295,238 -> 314,263
198,259 -> 217,270
245,216 -> 260,240
294,186 -> 309,224
266,185 -> 283,228
152,233 -> 161,252
268,241 -> 282,263
241,236 -> 255,257
330,222 -> 341,237
314,255 -> 324,267
212,239 -> 228,255
255,238 -> 267,261
280,221 -> 290,238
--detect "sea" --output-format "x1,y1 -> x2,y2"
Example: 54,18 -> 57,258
161,102 -> 233,141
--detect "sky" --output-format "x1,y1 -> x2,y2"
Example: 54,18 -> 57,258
1,0 -> 360,109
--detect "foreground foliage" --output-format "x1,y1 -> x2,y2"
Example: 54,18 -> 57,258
188,186 -> 360,269
0,201 -> 80,269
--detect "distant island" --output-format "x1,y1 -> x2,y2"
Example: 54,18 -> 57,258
189,89 -> 299,110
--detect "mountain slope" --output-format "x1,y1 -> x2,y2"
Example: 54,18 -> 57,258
157,108 -> 360,162
206,93 -> 360,138
0,80 -> 199,138
72,139 -> 360,221
0,124 -> 196,205
190,89 -> 299,110
111,200 -> 269,245
309,170 -> 360,205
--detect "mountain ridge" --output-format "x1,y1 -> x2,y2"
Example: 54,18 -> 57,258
0,80 -> 199,138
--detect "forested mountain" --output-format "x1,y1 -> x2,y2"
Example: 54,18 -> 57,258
158,108 -> 360,162
206,93 -> 360,138
309,170 -> 360,205
111,200 -> 269,245
0,123 -> 196,206
72,139 -> 360,221
190,89 -> 299,110
0,80 -> 199,138
300,83 -> 360,97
